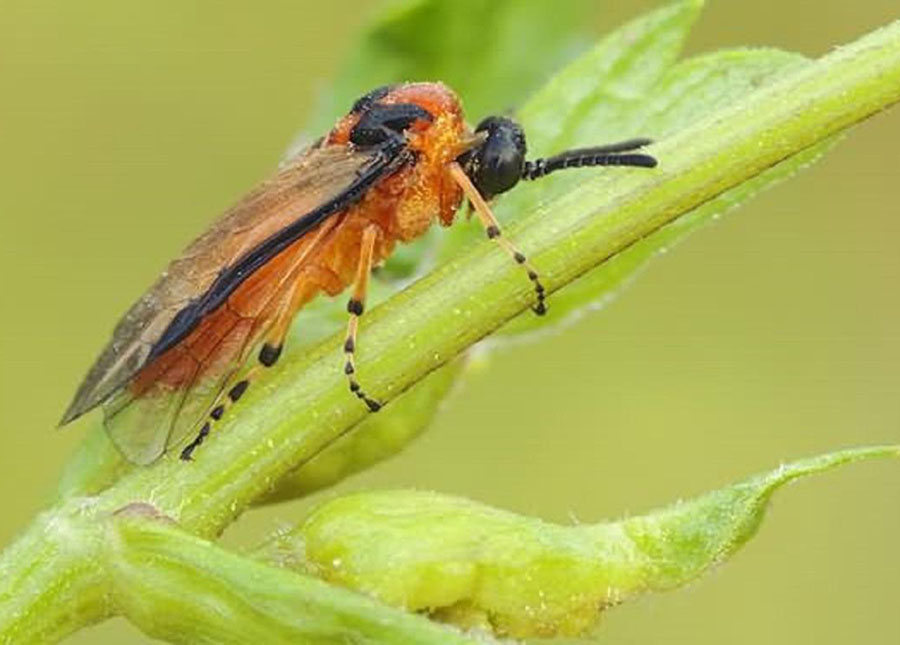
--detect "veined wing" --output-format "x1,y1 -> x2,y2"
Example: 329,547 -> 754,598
62,141 -> 408,427
100,216 -> 339,464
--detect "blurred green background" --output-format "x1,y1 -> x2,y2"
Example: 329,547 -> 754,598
1,1 -> 899,643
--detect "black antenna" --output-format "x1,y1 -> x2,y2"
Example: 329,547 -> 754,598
522,138 -> 657,181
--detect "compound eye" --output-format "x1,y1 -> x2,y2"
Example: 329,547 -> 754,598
465,116 -> 527,199
477,142 -> 523,197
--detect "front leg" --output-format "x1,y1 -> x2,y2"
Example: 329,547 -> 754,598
448,162 -> 547,315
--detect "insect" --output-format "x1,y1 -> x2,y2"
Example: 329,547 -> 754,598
60,82 -> 657,465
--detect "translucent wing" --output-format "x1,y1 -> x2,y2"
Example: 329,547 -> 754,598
63,143 -> 399,423
101,308 -> 255,465
99,200 -> 344,464
62,140 -> 408,462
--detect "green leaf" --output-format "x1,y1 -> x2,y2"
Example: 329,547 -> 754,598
520,0 -> 704,150
310,0 -> 597,132
497,48 -> 823,337
436,0 -> 707,263
258,446 -> 899,639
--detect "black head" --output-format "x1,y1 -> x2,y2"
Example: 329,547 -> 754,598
458,115 -> 658,201
459,116 -> 527,200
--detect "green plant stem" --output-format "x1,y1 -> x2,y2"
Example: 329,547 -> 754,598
1,17 -> 899,643
0,501 -> 109,643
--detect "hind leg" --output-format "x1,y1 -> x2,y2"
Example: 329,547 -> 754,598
179,221 -> 343,461
177,264 -> 345,461
178,285 -> 301,461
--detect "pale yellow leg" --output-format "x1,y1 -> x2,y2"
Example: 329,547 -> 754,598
343,224 -> 382,412
447,162 -> 546,315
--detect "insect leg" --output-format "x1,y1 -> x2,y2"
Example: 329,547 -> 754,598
344,224 -> 382,412
179,218 -> 342,461
179,281 -> 302,462
447,161 -> 547,315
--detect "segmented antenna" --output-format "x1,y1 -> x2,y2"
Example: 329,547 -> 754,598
522,138 -> 657,181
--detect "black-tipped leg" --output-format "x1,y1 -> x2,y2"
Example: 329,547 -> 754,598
180,422 -> 210,461
258,342 -> 283,367
176,216 -> 346,462
343,225 -> 383,412
448,161 -> 548,316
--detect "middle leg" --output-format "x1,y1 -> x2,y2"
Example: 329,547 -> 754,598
343,224 -> 382,412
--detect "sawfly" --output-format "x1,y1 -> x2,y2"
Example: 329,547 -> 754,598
61,82 -> 657,464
